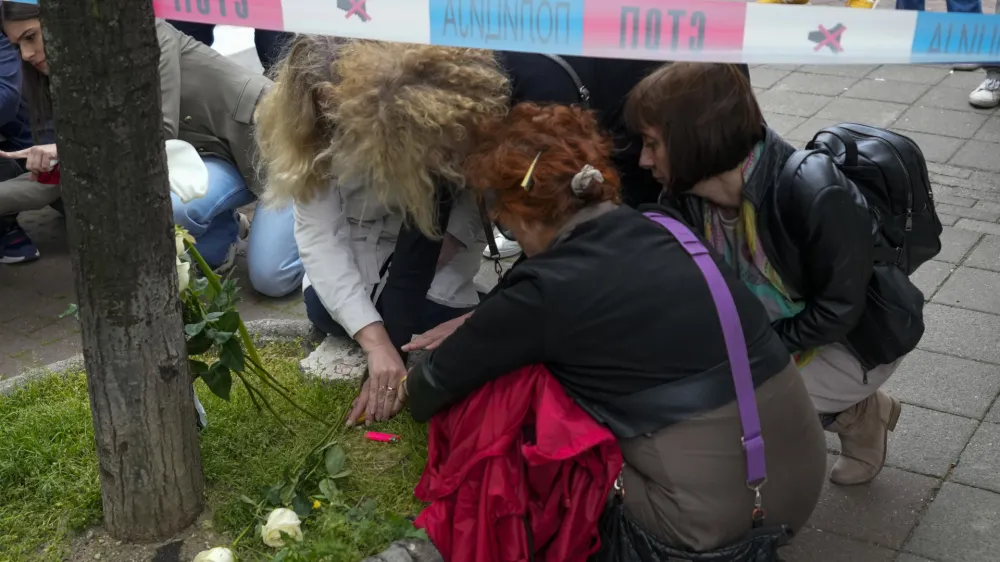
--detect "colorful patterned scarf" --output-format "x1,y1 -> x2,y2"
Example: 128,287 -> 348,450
703,143 -> 819,367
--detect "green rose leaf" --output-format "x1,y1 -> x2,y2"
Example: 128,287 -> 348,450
219,337 -> 245,373
188,360 -> 209,375
324,445 -> 347,477
292,494 -> 313,518
205,311 -> 224,322
318,478 -> 337,500
280,481 -> 297,505
264,485 -> 282,506
186,333 -> 213,356
217,310 -> 241,334
200,363 -> 232,401
184,320 -> 206,337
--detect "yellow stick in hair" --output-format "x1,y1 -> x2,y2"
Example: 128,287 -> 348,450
521,152 -> 542,191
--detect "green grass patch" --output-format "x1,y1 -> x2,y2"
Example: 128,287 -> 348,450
0,343 -> 428,561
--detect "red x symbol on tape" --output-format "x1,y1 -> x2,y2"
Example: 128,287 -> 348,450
345,0 -> 370,21
813,24 -> 846,53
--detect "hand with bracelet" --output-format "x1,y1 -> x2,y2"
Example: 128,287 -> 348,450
347,322 -> 408,426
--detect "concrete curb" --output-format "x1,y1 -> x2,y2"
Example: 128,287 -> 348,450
0,318 -> 318,396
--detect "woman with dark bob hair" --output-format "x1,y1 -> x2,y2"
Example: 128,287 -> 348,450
387,103 -> 825,556
626,63 -> 906,487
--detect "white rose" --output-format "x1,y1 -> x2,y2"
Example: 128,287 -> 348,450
261,507 -> 304,547
193,547 -> 235,562
177,257 -> 191,294
175,230 -> 186,257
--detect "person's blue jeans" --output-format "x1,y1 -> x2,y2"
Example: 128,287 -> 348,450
895,0 -> 981,12
172,157 -> 303,297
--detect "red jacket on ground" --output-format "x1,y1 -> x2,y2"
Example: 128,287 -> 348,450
414,364 -> 623,562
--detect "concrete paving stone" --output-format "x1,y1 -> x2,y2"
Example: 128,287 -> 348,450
883,349 -> 1000,420
973,200 -> 1000,214
884,404 -> 978,477
933,203 -> 1000,222
756,89 -> 834,118
969,170 -> 1000,192
955,218 -> 1000,235
808,456 -> 938,548
939,68 -> 997,90
896,131 -> 965,163
937,213 -> 959,226
933,183 -> 1000,204
895,106 -> 989,139
952,422 -> 1000,494
753,87 -> 766,98
904,482 -> 1000,562
910,260 -> 954,299
950,140 -> 1000,172
895,555 -> 935,562
844,78 -> 931,104
760,64 -> 801,72
868,65 -> 951,85
785,116 -> 844,143
0,354 -> 32,381
916,84 -> 996,115
817,98 -> 910,128
749,67 -> 792,89
797,64 -> 878,78
0,328 -> 41,360
772,72 -> 858,96
935,226 -> 982,263
974,116 -> 1000,144
920,303 -> 1000,365
928,161 -> 974,179
20,335 -> 84,367
781,528 -> 896,562
964,235 -> 1000,271
986,396 -> 1000,424
762,113 -> 806,136
932,191 -> 977,207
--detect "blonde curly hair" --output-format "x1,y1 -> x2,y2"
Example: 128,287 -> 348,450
255,37 -> 511,238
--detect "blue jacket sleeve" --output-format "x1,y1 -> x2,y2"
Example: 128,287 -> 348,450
0,35 -> 23,128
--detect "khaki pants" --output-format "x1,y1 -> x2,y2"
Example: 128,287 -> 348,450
0,172 -> 60,216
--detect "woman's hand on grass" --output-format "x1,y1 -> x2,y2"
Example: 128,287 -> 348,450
348,323 -> 408,426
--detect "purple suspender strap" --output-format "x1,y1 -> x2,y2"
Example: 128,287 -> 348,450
643,212 -> 768,493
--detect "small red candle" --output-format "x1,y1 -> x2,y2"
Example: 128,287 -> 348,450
366,431 -> 400,443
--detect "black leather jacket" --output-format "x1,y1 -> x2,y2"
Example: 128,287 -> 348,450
670,127 -> 877,355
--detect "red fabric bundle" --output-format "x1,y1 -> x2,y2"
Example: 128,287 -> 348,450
414,364 -> 622,562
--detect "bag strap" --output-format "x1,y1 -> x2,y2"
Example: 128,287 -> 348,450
542,54 -> 591,109
643,212 -> 767,491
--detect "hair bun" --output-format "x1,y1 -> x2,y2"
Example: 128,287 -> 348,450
570,165 -> 604,198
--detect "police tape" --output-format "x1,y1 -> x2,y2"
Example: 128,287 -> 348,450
12,0 -> 1000,65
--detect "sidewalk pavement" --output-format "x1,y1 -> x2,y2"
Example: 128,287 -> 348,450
5,8 -> 1000,560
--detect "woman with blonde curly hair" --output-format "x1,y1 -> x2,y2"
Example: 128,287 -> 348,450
386,103 -> 824,559
255,37 -> 509,424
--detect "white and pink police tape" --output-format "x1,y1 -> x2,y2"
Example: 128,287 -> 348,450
11,0 -> 1000,65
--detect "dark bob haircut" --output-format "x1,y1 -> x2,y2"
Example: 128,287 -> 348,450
625,63 -> 764,195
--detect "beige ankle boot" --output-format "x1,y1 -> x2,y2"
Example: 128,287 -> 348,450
826,390 -> 902,486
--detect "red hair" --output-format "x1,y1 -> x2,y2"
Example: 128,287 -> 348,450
465,103 -> 620,226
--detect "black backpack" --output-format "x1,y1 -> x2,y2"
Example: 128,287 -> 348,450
801,123 -> 943,275
780,123 -> 941,368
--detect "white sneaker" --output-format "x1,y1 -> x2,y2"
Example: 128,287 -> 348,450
235,212 -> 250,255
969,72 -> 1000,109
482,227 -> 522,259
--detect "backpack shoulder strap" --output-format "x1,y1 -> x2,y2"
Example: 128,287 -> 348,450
543,54 -> 591,109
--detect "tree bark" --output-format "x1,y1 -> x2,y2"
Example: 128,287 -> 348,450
40,0 -> 205,541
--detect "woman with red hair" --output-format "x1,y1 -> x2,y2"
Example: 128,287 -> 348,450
389,104 -> 826,560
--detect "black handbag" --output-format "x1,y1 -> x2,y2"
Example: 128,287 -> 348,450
595,214 -> 793,562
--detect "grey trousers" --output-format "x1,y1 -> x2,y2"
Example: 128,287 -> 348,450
0,172 -> 60,216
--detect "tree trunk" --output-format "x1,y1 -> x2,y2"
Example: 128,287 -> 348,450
40,0 -> 205,541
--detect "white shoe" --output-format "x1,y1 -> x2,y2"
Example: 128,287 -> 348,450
953,63 -> 982,71
969,72 -> 1000,109
235,212 -> 250,255
482,227 -> 522,259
